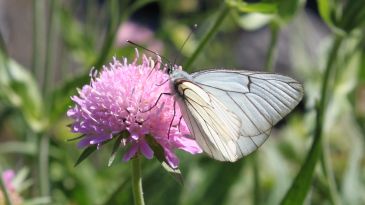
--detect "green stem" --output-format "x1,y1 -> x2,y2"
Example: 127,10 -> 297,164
183,4 -> 230,71
32,0 -> 43,75
280,35 -> 343,204
31,0 -> 38,73
39,135 -> 50,197
131,155 -> 145,205
92,0 -> 120,69
0,171 -> 13,205
0,31 -> 8,55
265,24 -> 279,72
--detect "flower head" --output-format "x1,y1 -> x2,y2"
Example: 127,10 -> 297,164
67,51 -> 202,168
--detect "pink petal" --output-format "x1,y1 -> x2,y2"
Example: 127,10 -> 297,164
139,139 -> 154,159
123,144 -> 139,161
164,148 -> 179,169
176,136 -> 203,154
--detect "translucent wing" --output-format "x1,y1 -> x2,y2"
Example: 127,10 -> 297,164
188,69 -> 303,159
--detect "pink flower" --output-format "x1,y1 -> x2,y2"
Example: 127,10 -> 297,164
0,170 -> 22,205
116,21 -> 164,53
67,51 -> 202,168
2,170 -> 15,191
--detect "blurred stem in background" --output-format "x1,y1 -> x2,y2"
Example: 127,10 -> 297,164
265,23 -> 279,72
91,0 -> 122,69
252,154 -> 261,205
38,134 -> 50,198
356,39 -> 365,137
131,155 -> 145,205
320,138 -> 341,205
281,35 -> 343,205
43,0 -> 57,95
184,4 -> 230,71
31,0 -> 44,76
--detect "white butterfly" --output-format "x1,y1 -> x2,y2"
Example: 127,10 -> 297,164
169,68 -> 304,162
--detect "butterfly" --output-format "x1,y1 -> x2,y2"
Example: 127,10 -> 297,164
169,68 -> 303,162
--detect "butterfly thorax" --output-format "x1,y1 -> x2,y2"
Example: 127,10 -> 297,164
169,69 -> 195,96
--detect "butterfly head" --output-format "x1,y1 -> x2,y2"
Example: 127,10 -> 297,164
169,66 -> 192,82
167,64 -> 179,75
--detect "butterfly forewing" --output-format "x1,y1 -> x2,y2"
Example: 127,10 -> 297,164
175,80 -> 241,162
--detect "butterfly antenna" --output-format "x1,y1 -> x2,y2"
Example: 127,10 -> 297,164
126,40 -> 171,65
173,24 -> 198,66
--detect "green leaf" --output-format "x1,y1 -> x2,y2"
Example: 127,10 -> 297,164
227,0 -> 278,14
145,135 -> 184,185
0,141 -> 37,155
236,13 -> 273,30
318,0 -> 333,26
277,0 -> 301,21
67,134 -> 86,142
0,53 -> 46,132
280,127 -> 322,204
74,145 -> 97,167
340,0 -> 365,33
161,161 -> 184,185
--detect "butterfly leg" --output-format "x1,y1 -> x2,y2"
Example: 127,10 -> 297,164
167,100 -> 177,139
177,115 -> 183,133
155,78 -> 169,86
139,92 -> 172,113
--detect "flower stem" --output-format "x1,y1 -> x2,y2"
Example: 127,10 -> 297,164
131,155 -> 145,205
183,4 -> 230,71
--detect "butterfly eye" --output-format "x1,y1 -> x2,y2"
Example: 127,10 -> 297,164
167,65 -> 173,74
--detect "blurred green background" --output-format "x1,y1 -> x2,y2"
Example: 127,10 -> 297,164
0,0 -> 364,204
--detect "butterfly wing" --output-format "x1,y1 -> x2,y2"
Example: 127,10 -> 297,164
172,69 -> 303,161
188,69 -> 303,159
